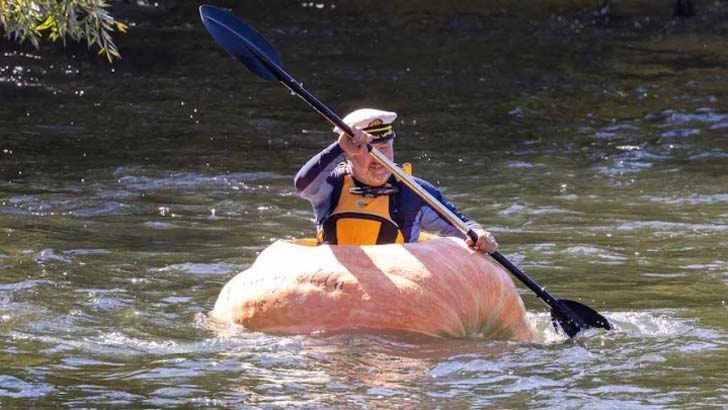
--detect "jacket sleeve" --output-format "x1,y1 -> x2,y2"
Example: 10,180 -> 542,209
293,142 -> 345,219
416,178 -> 483,239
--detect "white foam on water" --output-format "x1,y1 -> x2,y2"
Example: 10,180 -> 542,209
607,310 -> 690,336
35,249 -> 73,264
526,311 -> 569,344
561,245 -> 628,261
505,161 -> 540,168
524,308 -> 716,343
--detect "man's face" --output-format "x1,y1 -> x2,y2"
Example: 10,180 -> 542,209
348,140 -> 394,186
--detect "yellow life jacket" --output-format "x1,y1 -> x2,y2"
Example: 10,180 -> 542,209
318,174 -> 405,245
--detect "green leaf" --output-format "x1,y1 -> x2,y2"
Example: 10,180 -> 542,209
0,0 -> 128,62
36,15 -> 55,31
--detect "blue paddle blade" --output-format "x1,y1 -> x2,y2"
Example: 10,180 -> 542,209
199,5 -> 283,81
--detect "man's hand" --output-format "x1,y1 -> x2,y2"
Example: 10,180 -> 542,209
466,229 -> 498,254
338,126 -> 373,157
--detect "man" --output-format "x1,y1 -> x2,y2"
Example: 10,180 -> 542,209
294,108 -> 497,253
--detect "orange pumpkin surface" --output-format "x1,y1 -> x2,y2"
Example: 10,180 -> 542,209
210,237 -> 536,340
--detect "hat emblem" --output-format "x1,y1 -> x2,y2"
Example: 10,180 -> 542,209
367,119 -> 383,128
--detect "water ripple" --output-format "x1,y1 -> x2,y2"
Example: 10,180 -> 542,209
661,109 -> 728,125
114,168 -> 282,192
643,193 -> 728,205
0,375 -> 54,398
615,220 -> 728,233
661,128 -> 700,138
151,262 -> 245,276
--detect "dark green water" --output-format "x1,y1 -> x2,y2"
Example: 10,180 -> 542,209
2,2 -> 728,408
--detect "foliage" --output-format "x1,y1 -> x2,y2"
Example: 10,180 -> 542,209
0,0 -> 128,62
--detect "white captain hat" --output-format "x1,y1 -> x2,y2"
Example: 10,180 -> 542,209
334,108 -> 397,142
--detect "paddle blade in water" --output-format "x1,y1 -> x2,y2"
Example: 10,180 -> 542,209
551,299 -> 611,337
199,5 -> 283,81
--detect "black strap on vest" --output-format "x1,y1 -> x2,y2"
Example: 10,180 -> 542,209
327,172 -> 400,215
349,185 -> 399,197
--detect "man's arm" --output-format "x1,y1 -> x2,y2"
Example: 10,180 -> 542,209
419,194 -> 482,239
416,178 -> 497,252
293,141 -> 345,204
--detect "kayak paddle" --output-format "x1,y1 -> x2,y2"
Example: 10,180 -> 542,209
198,5 -> 611,338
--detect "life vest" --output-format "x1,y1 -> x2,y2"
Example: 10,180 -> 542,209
318,174 -> 405,245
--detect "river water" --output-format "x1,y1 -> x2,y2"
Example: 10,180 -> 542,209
1,2 -> 728,408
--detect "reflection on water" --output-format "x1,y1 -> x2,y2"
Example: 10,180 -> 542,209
2,0 -> 728,407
